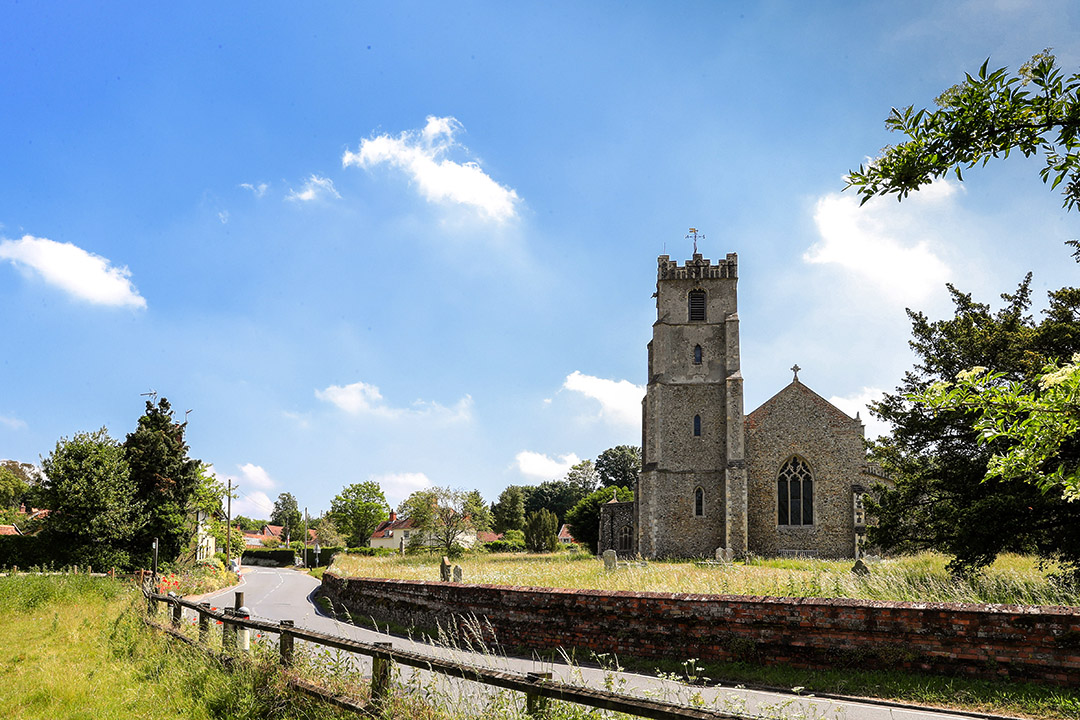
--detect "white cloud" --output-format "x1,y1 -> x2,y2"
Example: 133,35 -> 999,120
0,235 -> 146,308
207,463 -> 278,519
514,450 -> 581,481
343,116 -> 519,222
563,371 -> 645,427
371,472 -> 432,507
804,182 -> 954,303
0,414 -> 26,430
315,381 -> 472,422
828,387 -> 893,441
286,174 -> 341,202
240,182 -> 269,197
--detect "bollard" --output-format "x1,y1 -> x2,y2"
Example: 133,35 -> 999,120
171,599 -> 182,628
526,672 -> 552,718
370,642 -> 393,710
279,620 -> 295,667
198,602 -> 210,644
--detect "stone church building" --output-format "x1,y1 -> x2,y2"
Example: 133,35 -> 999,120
599,251 -> 886,559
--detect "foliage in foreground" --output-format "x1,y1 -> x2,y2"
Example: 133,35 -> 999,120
328,550 -> 1080,606
867,276 -> 1080,576
847,50 -> 1080,221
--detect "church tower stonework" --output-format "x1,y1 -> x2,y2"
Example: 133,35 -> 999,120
636,253 -> 747,558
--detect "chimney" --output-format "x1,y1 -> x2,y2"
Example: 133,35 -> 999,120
389,510 -> 397,523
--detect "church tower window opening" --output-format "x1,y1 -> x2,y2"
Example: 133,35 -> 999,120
688,290 -> 706,322
693,344 -> 703,365
693,414 -> 701,436
694,486 -> 704,516
618,525 -> 633,552
777,456 -> 814,526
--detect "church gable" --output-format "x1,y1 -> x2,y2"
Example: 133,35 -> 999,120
744,378 -> 867,558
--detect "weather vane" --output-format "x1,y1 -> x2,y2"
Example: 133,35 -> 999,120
685,227 -> 705,255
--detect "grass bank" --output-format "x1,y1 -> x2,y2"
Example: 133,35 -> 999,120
328,550 -> 1080,605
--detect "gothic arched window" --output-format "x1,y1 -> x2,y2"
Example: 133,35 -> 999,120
777,456 -> 813,526
694,487 -> 704,516
688,290 -> 706,322
618,525 -> 633,552
693,344 -> 703,365
693,414 -> 702,436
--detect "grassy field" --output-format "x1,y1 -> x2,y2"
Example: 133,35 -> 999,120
328,550 -> 1080,606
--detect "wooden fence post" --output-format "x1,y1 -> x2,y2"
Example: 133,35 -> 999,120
526,672 -> 552,718
222,610 -> 237,652
370,642 -> 393,710
171,598 -> 182,628
279,620 -> 295,668
198,602 -> 210,644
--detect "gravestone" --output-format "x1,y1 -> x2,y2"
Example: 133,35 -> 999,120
603,549 -> 617,571
453,565 -> 463,583
440,556 -> 452,582
851,558 -> 870,576
714,547 -> 725,562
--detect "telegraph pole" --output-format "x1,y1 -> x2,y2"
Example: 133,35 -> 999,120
303,507 -> 309,568
226,478 -> 232,568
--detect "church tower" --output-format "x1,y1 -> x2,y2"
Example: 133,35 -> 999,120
636,252 -> 746,557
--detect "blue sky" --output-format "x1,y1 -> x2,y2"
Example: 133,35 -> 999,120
2,2 -> 1078,519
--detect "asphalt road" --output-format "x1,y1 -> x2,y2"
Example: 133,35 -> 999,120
193,567 -> 1018,720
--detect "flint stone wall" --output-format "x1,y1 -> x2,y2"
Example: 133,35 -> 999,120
320,572 -> 1080,686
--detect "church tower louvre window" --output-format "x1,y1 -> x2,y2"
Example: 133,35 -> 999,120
777,456 -> 813,526
688,290 -> 707,321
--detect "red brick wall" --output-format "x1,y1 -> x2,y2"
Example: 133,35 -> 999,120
320,572 -> 1080,685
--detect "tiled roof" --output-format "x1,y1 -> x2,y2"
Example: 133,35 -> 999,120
370,516 -> 417,539
557,524 -> 574,541
0,525 -> 21,536
476,531 -> 503,543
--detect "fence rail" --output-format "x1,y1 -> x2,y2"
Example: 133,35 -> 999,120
146,591 -> 751,720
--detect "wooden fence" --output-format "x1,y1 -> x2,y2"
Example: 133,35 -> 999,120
146,590 -> 752,720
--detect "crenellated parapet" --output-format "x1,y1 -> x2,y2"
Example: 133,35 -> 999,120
657,252 -> 738,281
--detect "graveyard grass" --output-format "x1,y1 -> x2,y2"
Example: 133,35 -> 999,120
328,550 -> 1080,606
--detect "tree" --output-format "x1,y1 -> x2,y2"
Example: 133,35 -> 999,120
524,509 -> 559,553
41,429 -> 141,570
311,515 -> 346,547
399,487 -> 473,554
0,466 -> 27,510
847,51 -> 1080,251
564,460 -> 598,494
866,275 -> 1080,576
124,398 -> 201,567
595,446 -> 641,489
915,356 -> 1080,500
331,481 -> 389,547
564,485 -> 635,554
232,515 -> 265,533
271,492 -> 303,541
462,489 -> 492,532
523,479 -> 590,525
491,486 -> 526,534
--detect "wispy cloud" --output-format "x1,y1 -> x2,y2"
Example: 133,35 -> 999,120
370,472 -> 432,507
315,381 -> 472,422
240,182 -> 269,197
563,371 -> 644,427
0,235 -> 146,308
286,174 -> 341,203
514,450 -> 580,481
804,182 -> 954,303
828,387 -> 892,442
343,116 -> 519,222
0,414 -> 26,430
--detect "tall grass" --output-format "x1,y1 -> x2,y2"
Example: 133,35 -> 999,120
329,550 -> 1080,606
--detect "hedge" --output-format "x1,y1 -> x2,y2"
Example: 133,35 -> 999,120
241,546 -> 348,566
0,535 -> 59,569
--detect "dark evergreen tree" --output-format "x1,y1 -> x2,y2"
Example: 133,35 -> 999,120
124,398 -> 201,567
271,492 -> 303,541
491,486 -> 526,534
524,508 -> 559,553
868,275 -> 1080,576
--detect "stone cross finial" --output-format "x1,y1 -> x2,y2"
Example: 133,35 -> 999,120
791,364 -> 801,382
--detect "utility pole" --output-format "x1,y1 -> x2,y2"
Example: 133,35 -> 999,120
303,507 -> 309,568
226,478 -> 232,568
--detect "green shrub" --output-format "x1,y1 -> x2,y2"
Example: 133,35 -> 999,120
484,539 -> 526,553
